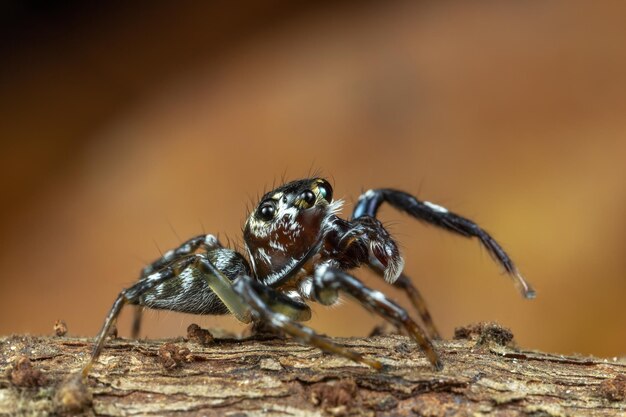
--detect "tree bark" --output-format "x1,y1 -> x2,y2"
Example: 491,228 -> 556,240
1,323 -> 624,416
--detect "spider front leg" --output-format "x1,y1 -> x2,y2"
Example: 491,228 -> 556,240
233,276 -> 383,370
312,265 -> 443,371
353,188 -> 535,299
132,234 -> 222,338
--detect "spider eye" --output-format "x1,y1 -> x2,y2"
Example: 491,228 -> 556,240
299,190 -> 316,208
257,202 -> 276,221
317,181 -> 333,203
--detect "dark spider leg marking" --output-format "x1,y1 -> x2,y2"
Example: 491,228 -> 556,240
131,234 -> 223,338
353,189 -> 535,299
233,275 -> 383,370
82,257 -> 196,377
369,259 -> 441,340
313,266 -> 443,371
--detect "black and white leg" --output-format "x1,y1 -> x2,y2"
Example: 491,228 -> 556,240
369,260 -> 441,339
312,265 -> 443,370
132,234 -> 223,338
140,234 -> 222,278
82,256 -> 197,377
233,276 -> 383,369
353,189 -> 535,299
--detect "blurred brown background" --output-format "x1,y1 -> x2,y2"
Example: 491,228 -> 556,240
1,1 -> 624,358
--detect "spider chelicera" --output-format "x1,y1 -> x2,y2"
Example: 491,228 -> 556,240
82,178 -> 534,376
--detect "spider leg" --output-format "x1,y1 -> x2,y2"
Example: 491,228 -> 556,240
312,266 -> 443,370
141,234 -> 222,278
82,256 -> 196,377
233,275 -> 383,370
370,260 -> 441,339
353,189 -> 535,299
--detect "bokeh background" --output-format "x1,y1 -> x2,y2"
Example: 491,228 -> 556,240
1,1 -> 624,358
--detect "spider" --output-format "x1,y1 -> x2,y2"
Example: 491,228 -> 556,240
81,178 -> 534,376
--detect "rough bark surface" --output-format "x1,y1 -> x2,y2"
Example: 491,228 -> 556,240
1,324 -> 624,417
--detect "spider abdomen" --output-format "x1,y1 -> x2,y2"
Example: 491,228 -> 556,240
134,248 -> 250,315
136,267 -> 229,315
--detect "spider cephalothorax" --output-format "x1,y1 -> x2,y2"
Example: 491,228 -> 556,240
83,177 -> 534,376
243,178 -> 337,283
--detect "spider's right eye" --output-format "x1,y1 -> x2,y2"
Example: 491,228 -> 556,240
257,202 -> 276,221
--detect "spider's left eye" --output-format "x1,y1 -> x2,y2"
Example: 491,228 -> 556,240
257,202 -> 276,221
299,190 -> 316,208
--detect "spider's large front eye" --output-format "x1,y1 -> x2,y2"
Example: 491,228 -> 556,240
317,181 -> 333,203
257,202 -> 276,221
299,190 -> 316,208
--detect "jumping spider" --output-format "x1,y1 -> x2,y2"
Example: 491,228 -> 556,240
82,178 -> 534,375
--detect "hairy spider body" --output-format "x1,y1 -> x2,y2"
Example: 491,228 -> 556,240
82,178 -> 534,376
138,248 -> 249,315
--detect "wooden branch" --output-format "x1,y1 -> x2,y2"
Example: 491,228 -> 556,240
1,323 -> 624,416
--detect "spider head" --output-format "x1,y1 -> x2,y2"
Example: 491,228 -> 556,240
244,178 -> 337,280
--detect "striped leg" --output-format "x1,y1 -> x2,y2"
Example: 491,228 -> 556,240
353,189 -> 535,299
140,234 -> 222,278
368,259 -> 441,339
82,257 -> 196,377
393,274 -> 440,339
312,266 -> 443,371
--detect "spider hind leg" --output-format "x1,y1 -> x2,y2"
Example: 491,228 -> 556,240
82,257 -> 197,377
140,234 -> 222,278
